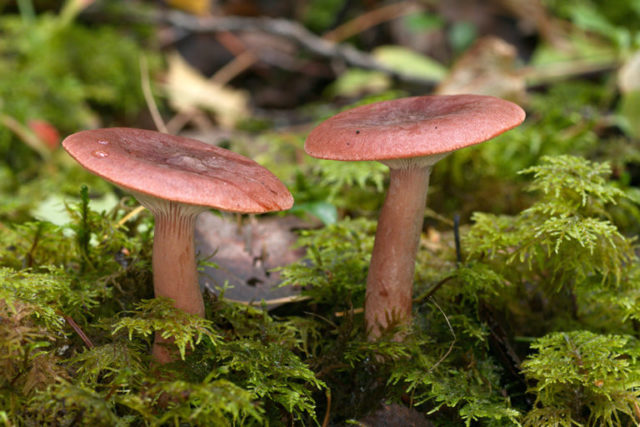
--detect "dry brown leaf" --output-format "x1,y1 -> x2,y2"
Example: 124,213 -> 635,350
435,36 -> 526,103
195,212 -> 306,307
163,52 -> 249,129
22,354 -> 67,394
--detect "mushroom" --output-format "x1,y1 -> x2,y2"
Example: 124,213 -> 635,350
304,95 -> 525,339
62,128 -> 293,362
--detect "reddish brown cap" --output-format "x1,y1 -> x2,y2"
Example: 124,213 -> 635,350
305,94 -> 525,161
63,128 -> 293,213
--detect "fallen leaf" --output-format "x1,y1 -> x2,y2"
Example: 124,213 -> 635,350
435,36 -> 526,102
195,212 -> 307,307
163,52 -> 249,128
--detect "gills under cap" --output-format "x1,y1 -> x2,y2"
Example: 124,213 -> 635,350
63,128 -> 293,213
305,94 -> 525,161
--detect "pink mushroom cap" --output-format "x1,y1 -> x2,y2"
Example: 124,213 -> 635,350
305,94 -> 525,161
63,128 -> 293,213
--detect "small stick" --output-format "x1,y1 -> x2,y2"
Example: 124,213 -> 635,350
0,113 -> 51,159
334,307 -> 364,317
116,205 -> 146,228
212,51 -> 256,86
161,11 -> 438,87
424,207 -> 454,227
60,312 -> 95,349
413,275 -> 454,304
323,1 -> 420,43
454,213 -> 462,264
224,295 -> 311,307
139,56 -> 169,134
633,399 -> 640,422
427,298 -> 456,373
322,388 -> 332,427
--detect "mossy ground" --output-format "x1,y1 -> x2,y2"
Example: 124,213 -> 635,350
3,1 -> 640,425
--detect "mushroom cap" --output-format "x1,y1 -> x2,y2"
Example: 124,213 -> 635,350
305,94 -> 525,161
63,128 -> 293,213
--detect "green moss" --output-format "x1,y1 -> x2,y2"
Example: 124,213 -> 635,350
522,331 -> 640,426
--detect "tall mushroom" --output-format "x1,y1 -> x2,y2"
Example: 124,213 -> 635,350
305,95 -> 525,339
63,128 -> 293,362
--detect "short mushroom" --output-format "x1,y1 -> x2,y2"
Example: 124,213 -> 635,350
305,94 -> 525,339
63,128 -> 293,362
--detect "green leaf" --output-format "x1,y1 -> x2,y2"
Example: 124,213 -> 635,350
290,201 -> 338,225
373,45 -> 447,81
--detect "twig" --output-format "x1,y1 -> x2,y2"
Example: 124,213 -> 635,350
60,312 -> 95,349
303,311 -> 338,329
116,205 -> 146,228
216,30 -> 248,55
423,207 -> 454,227
24,223 -> 43,269
334,307 -> 364,317
323,1 -> 420,43
165,110 -> 194,135
414,274 -> 455,304
213,51 -> 256,86
322,388 -> 331,427
0,113 -> 51,159
131,6 -> 615,89
428,298 -> 456,373
212,31 -> 258,85
140,56 -> 169,133
633,399 -> 640,422
453,213 -> 462,264
160,11 -> 438,87
223,294 -> 311,307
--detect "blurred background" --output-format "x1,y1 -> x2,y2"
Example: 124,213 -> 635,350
3,2 -> 640,425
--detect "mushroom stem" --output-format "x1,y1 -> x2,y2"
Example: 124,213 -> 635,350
365,165 -> 431,339
151,203 -> 205,316
142,200 -> 205,363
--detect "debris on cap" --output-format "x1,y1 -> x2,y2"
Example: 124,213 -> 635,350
63,127 -> 293,213
305,94 -> 525,161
